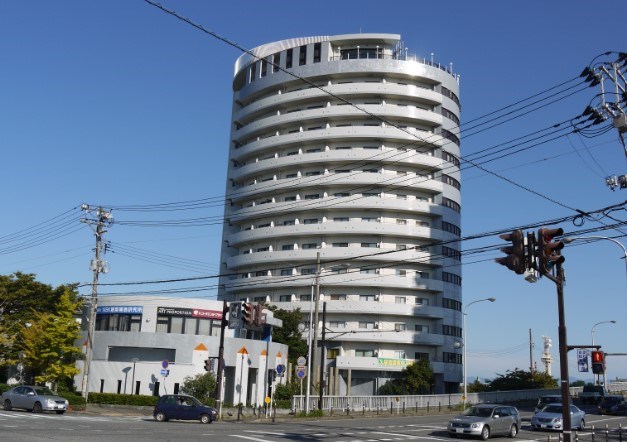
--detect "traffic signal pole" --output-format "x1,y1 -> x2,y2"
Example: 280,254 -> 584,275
215,300 -> 228,419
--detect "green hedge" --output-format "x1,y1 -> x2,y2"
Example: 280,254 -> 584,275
87,393 -> 159,406
60,392 -> 87,411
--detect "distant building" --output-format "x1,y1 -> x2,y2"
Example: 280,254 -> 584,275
218,34 -> 462,394
75,296 -> 287,406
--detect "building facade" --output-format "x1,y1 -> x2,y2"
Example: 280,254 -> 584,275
218,34 -> 462,394
75,296 -> 288,407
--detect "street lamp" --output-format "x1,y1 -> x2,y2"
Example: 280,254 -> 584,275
131,358 -> 139,395
463,297 -> 496,408
562,236 -> 627,280
591,320 -> 616,347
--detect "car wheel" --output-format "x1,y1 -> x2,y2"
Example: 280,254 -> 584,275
480,426 -> 490,441
155,411 -> 167,422
200,414 -> 212,424
579,419 -> 585,430
56,410 -> 65,415
3,400 -> 12,411
508,424 -> 518,438
32,402 -> 42,413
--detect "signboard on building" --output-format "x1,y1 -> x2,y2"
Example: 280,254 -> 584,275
157,307 -> 222,319
97,306 -> 143,315
378,358 -> 412,368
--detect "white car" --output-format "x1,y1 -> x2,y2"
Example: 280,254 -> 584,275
2,385 -> 69,414
531,403 -> 585,431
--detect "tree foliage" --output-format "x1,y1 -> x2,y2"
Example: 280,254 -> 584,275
0,272 -> 79,376
180,372 -> 216,405
378,359 -> 434,395
485,368 -> 558,391
467,378 -> 490,393
266,305 -> 308,365
20,289 -> 83,389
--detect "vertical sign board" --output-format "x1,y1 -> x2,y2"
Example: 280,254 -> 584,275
577,349 -> 589,372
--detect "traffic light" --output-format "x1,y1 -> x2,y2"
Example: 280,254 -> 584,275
228,302 -> 242,329
537,227 -> 565,275
242,302 -> 253,326
591,351 -> 605,374
204,358 -> 212,372
495,229 -> 526,274
253,303 -> 265,327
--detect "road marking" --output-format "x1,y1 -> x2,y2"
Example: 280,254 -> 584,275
244,430 -> 286,436
232,436 -> 273,441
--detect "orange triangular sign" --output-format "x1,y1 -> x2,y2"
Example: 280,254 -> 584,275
195,343 -> 208,351
238,346 -> 249,354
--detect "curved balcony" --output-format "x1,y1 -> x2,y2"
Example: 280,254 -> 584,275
333,356 -> 447,374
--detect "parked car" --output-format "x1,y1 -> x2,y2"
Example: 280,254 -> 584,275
2,385 -> 69,414
447,404 -> 521,440
535,395 -> 562,413
531,403 -> 585,430
598,395 -> 626,415
153,394 -> 216,424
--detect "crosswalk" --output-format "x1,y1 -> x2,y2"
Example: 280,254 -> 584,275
0,411 -> 145,422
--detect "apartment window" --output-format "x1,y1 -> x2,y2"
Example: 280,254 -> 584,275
327,348 -> 340,359
442,271 -> 462,286
335,169 -> 351,173
395,296 -> 406,304
355,349 -> 376,357
300,294 -> 312,301
334,217 -> 349,222
284,196 -> 297,201
396,269 -> 407,277
415,325 -> 429,333
394,350 -> 406,359
396,219 -> 407,225
279,295 -> 291,302
283,219 -> 295,226
299,45 -> 307,65
286,151 -> 298,156
335,146 -> 352,150
281,244 -> 294,251
260,59 -> 267,77
305,171 -> 321,177
443,246 -> 462,261
361,242 -> 378,248
415,352 -> 429,361
257,223 -> 270,228
443,298 -> 462,311
303,218 -> 319,224
302,243 -> 318,249
334,192 -> 350,197
306,147 -> 321,153
272,53 -> 280,73
255,271 -> 267,277
396,244 -> 407,251
415,297 -> 429,305
362,217 -> 377,222
359,295 -> 376,302
360,267 -> 377,274
286,48 -> 293,68
419,221 -> 430,227
285,173 -> 297,179
256,247 -> 269,252
443,352 -> 463,364
280,269 -> 293,276
249,62 -> 256,83
442,221 -> 462,236
397,194 -> 407,200
332,242 -> 348,248
416,271 -> 430,279
329,294 -> 347,300
304,194 -> 320,200
313,42 -> 321,63
443,325 -> 462,338
442,197 -> 461,213
301,268 -> 316,275
329,321 -> 346,328
362,192 -> 380,198
362,168 -> 378,173
358,322 -> 376,329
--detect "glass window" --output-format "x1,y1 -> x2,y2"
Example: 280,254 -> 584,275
286,48 -> 293,68
313,42 -> 321,63
302,243 -> 318,249
198,319 -> 210,336
358,321 -> 376,329
280,268 -> 293,276
156,317 -> 168,333
395,323 -> 406,332
279,295 -> 291,302
329,294 -> 347,300
299,45 -> 307,65
355,349 -> 376,357
184,318 -> 198,335
360,295 -> 376,301
170,317 -> 184,334
395,296 -> 406,304
281,244 -> 294,250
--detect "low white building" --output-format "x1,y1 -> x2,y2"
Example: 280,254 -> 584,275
75,296 -> 288,407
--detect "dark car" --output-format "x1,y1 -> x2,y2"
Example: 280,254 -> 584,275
598,395 -> 626,415
535,395 -> 562,413
2,385 -> 69,414
153,394 -> 216,424
447,404 -> 522,440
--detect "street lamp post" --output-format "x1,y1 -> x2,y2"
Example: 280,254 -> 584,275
591,320 -> 616,385
562,236 -> 627,280
131,358 -> 139,395
462,297 -> 496,408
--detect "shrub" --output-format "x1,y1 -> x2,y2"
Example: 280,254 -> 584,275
87,393 -> 159,406
60,392 -> 87,410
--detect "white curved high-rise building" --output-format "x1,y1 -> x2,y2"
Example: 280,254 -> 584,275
218,34 -> 462,395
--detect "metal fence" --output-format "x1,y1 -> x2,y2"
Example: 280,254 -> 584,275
291,382 -> 627,413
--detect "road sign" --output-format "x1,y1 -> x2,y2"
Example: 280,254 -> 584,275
276,364 -> 285,375
296,367 -> 306,379
296,356 -> 306,366
264,396 -> 271,404
160,369 -> 170,377
162,360 -> 169,369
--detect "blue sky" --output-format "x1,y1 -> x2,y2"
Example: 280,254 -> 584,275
1,0 -> 626,381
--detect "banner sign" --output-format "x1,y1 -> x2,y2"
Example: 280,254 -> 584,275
378,358 -> 412,368
97,306 -> 143,315
158,306 -> 222,319
577,349 -> 589,372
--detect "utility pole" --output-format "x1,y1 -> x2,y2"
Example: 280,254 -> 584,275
311,252 -> 321,393
80,204 -> 113,400
215,300 -> 228,420
529,329 -> 534,374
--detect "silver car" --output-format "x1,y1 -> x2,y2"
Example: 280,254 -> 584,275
448,404 -> 522,440
2,385 -> 69,414
531,403 -> 585,431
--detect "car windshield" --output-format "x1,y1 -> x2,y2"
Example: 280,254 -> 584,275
543,405 -> 563,413
465,407 -> 494,417
180,396 -> 202,407
33,386 -> 56,396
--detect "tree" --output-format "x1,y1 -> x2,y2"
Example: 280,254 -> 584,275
20,289 -> 83,390
486,368 -> 558,391
180,372 -> 216,405
0,272 -> 78,372
378,359 -> 434,395
265,305 -> 308,365
467,378 -> 489,393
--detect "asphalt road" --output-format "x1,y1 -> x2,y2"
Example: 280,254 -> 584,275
2,406 -> 626,441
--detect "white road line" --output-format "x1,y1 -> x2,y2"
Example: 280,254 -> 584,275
232,435 -> 274,441
243,430 -> 286,436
